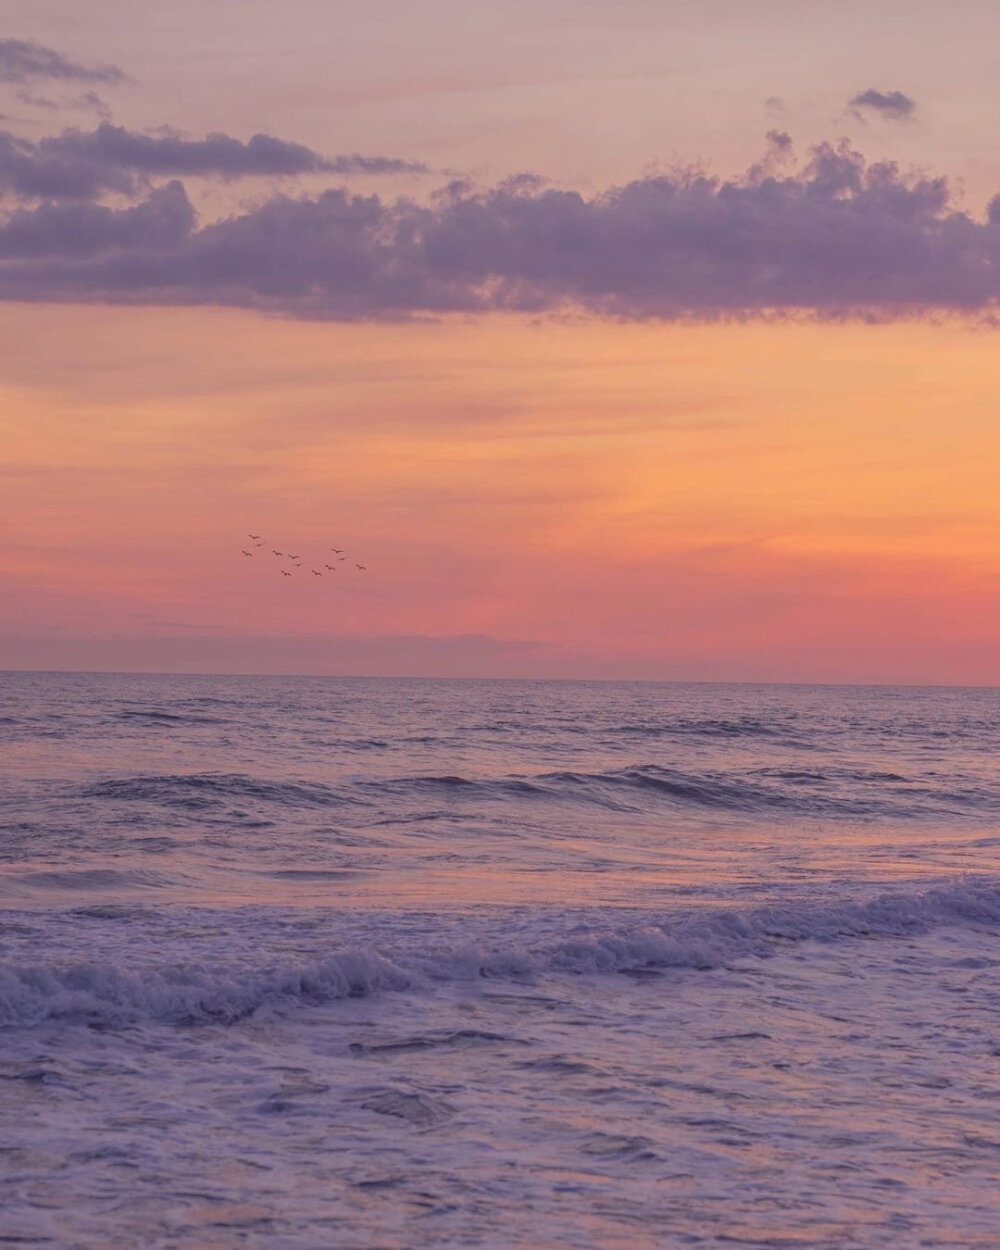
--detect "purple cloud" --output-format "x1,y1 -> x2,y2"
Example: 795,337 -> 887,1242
40,124 -> 428,179
849,89 -> 917,121
0,139 -> 997,321
0,38 -> 126,87
0,129 -> 135,198
0,124 -> 428,199
0,181 -> 193,257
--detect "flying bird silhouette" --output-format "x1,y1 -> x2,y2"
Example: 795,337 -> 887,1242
240,532 -> 371,582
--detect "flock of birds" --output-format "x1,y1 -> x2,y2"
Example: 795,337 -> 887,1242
239,534 -> 368,578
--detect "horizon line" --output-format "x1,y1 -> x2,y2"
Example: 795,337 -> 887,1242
2,667 -> 997,692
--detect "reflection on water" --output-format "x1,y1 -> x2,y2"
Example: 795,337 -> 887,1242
1,674 -> 998,1246
1,673 -> 998,908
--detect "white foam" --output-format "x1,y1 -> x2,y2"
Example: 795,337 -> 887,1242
3,877 -> 997,1029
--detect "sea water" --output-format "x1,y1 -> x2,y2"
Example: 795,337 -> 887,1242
1,673 -> 998,1247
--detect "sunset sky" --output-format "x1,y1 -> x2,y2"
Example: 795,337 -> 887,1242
2,1 -> 999,682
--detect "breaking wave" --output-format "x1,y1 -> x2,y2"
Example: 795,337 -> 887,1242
3,878 -> 997,1030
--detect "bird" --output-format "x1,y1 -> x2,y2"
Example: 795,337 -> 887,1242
338,555 -> 347,561
254,541 -> 265,547
272,550 -> 283,556
281,570 -> 291,577
330,548 -> 344,554
248,534 -> 262,539
325,564 -> 337,571
312,569 -> 322,576
355,564 -> 367,571
242,550 -> 253,557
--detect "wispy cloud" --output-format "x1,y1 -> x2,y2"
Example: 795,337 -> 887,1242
41,124 -> 429,179
0,37 -> 126,87
0,123 -> 429,199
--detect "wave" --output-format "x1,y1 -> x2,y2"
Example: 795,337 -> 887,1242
605,717 -> 795,741
83,773 -> 365,810
78,762 -> 1000,822
372,764 -> 1000,819
544,764 -> 1000,817
2,878 -> 997,1030
0,951 -> 410,1030
1,868 -> 174,893
115,709 -> 229,727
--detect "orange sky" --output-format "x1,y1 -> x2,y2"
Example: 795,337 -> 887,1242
2,5 -> 1000,681
2,304 -> 997,682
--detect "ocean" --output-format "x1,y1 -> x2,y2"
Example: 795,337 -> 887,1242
1,672 -> 998,1247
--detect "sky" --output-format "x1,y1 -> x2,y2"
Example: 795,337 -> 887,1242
1,1 -> 999,683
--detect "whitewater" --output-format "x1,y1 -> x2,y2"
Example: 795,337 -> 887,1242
1,674 -> 998,1247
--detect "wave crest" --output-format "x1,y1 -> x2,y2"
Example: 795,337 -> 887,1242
2,878 -> 997,1030
84,773 -> 362,809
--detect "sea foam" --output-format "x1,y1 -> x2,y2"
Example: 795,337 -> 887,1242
3,877 -> 997,1029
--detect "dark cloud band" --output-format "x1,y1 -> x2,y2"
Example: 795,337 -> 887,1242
38,124 -> 429,179
0,124 -> 429,199
0,140 -> 997,321
0,38 -> 125,87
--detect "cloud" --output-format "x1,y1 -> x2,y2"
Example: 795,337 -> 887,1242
0,129 -> 135,198
849,89 -> 917,121
0,38 -> 126,87
325,152 -> 431,176
0,180 -> 194,258
40,123 -> 428,178
14,88 -> 112,120
0,138 -> 997,321
0,123 -> 429,199
14,90 -> 62,111
70,92 -> 113,121
745,129 -> 794,182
